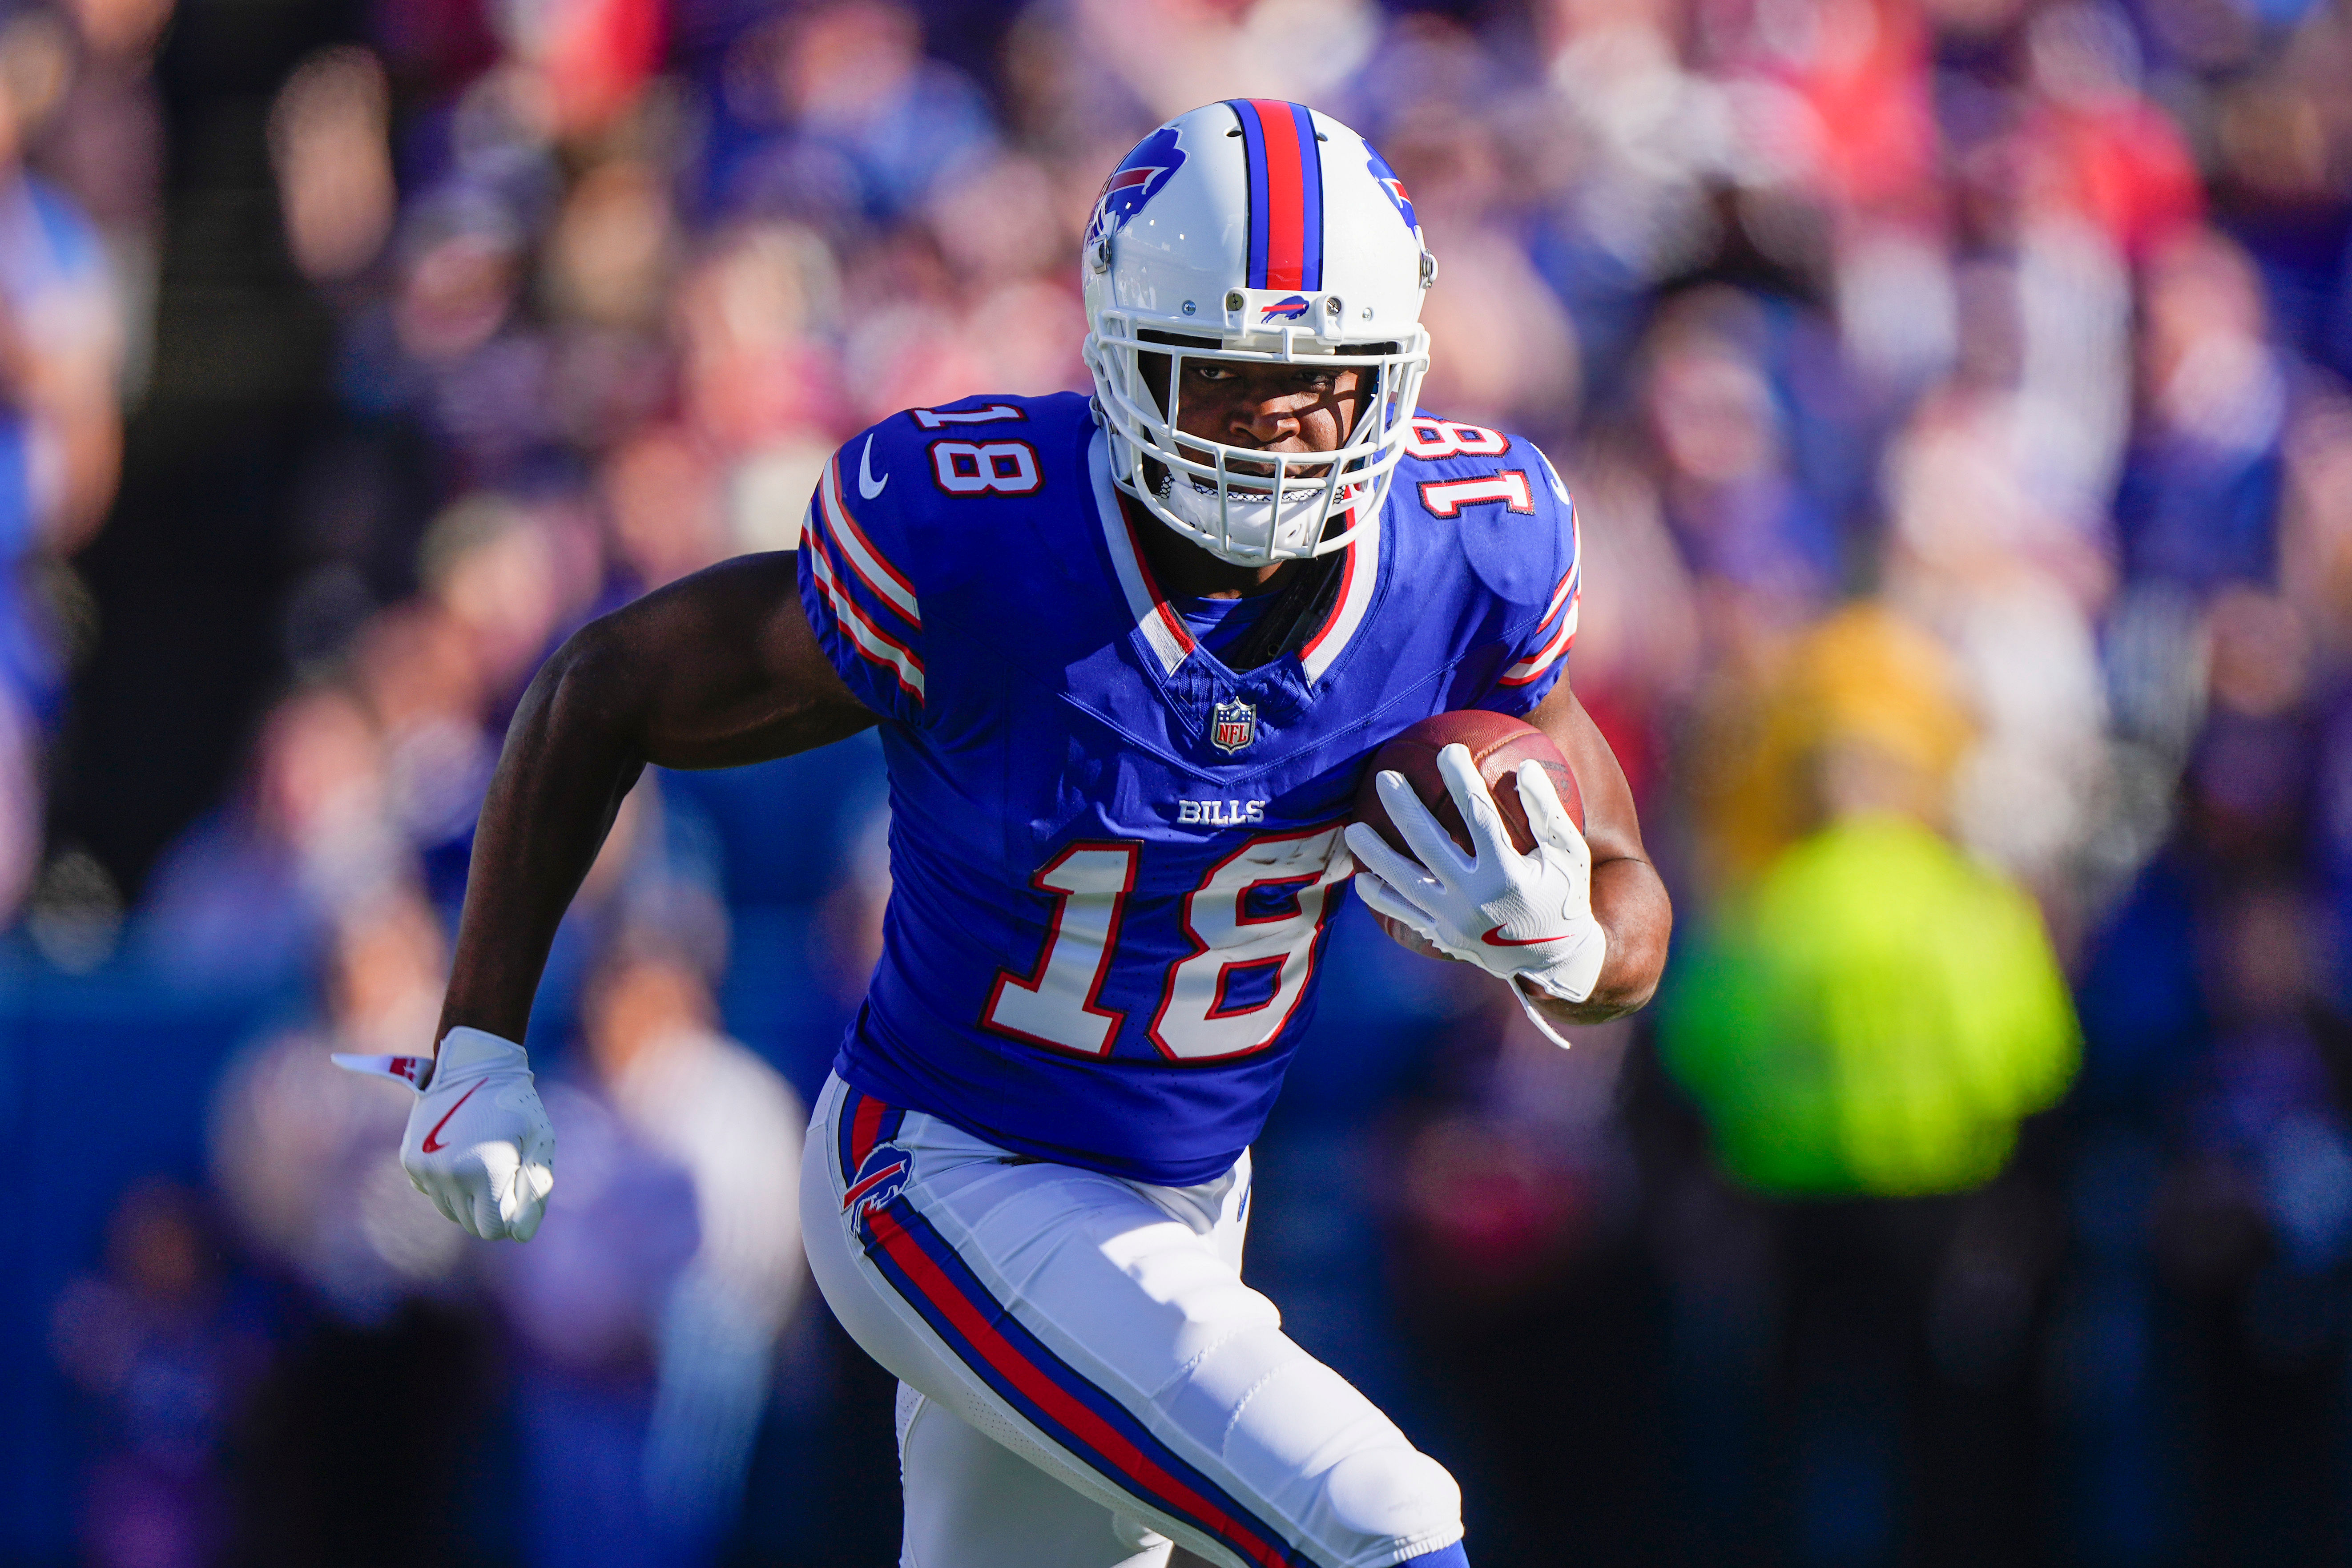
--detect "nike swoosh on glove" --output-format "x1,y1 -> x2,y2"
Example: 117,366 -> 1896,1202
1343,742 -> 1607,1015
335,1025 -> 555,1241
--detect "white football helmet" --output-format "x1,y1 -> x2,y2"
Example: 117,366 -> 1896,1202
1081,101 -> 1435,567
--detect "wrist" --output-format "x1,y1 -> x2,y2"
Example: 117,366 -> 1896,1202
434,1026 -> 532,1075
1514,921 -> 1606,1004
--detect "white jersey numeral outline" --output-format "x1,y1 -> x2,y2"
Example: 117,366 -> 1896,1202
981,842 -> 1138,1056
1148,824 -> 1350,1062
932,440 -> 1045,496
911,403 -> 1028,429
981,826 -> 1350,1064
1403,418 -> 1509,460
1417,470 -> 1533,518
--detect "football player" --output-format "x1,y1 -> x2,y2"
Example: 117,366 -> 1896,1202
367,101 -> 1670,1568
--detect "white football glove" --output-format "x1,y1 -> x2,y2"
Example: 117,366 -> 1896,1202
334,1025 -> 555,1241
1343,743 -> 1607,1029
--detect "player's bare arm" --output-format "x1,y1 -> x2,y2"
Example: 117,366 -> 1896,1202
438,553 -> 875,1046
338,554 -> 874,1242
1521,679 -> 1671,1024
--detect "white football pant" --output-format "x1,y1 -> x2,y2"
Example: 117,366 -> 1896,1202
801,1074 -> 1467,1568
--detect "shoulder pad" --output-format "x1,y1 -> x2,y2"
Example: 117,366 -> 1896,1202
1398,419 -> 1575,611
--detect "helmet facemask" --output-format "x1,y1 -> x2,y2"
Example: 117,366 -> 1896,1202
1085,314 -> 1430,568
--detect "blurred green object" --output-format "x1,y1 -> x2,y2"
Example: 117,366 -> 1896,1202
1661,813 -> 2079,1197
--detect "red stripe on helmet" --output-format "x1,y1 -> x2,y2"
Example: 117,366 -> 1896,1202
1247,100 -> 1306,292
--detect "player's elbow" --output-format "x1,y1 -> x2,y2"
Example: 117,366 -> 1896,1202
1547,976 -> 1656,1027
520,615 -> 648,759
1592,867 -> 1673,1016
1591,971 -> 1662,1019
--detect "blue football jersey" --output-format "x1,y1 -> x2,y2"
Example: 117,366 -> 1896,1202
797,393 -> 1580,1185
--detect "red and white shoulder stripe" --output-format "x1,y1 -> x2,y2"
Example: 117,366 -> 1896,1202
814,452 -> 922,628
1498,504 -> 1580,688
805,452 -> 926,701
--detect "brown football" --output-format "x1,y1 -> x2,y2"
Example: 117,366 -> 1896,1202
1352,710 -> 1583,859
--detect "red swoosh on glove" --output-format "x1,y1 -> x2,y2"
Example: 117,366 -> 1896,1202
419,1080 -> 484,1153
1481,926 -> 1566,947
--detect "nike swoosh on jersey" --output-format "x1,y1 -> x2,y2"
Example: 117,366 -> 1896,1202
859,434 -> 889,500
419,1079 -> 485,1153
1481,926 -> 1567,947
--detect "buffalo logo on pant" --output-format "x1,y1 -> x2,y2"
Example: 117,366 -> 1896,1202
843,1141 -> 913,1225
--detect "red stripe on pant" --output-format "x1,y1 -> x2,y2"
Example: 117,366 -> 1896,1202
851,1094 -> 888,1171
1247,100 -> 1306,291
867,1205 -> 1294,1568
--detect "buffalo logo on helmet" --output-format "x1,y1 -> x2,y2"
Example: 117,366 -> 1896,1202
1365,145 -> 1418,239
1259,294 -> 1313,323
1210,698 -> 1259,754
1086,125 -> 1187,246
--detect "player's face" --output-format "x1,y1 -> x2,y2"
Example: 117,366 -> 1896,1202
1170,359 -> 1364,473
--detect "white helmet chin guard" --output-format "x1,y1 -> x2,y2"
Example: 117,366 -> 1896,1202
1081,101 -> 1435,568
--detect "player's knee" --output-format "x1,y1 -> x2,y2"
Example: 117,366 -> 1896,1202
1318,1443 -> 1462,1559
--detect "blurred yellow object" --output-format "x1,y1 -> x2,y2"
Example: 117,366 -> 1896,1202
1687,601 -> 1976,892
1661,812 -> 2079,1197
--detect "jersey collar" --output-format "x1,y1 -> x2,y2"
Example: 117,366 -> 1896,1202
1087,429 -> 1379,685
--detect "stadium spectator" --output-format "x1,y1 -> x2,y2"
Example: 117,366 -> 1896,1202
50,1181 -> 265,1568
479,932 -> 801,1565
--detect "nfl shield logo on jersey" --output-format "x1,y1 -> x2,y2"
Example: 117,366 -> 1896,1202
1211,698 -> 1258,754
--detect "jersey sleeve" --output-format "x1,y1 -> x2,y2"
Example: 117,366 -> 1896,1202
1479,444 -> 1581,717
797,431 -> 929,726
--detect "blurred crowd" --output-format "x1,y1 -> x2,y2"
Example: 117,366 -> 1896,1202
13,0 -> 2352,1561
